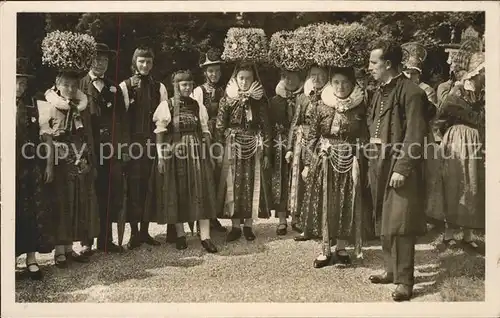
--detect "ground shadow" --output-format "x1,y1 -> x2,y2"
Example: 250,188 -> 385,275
15,222 -> 289,302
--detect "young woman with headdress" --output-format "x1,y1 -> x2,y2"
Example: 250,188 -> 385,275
401,42 -> 438,107
190,47 -> 227,234
269,69 -> 305,235
215,62 -> 272,242
15,57 -> 54,280
37,31 -> 101,267
152,70 -> 218,252
119,46 -> 169,249
299,66 -> 369,268
433,44 -> 485,251
287,64 -> 329,239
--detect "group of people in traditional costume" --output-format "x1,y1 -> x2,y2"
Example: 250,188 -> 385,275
15,24 -> 485,303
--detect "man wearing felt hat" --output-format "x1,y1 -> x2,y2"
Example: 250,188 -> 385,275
80,43 -> 128,254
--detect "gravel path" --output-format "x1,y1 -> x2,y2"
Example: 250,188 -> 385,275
15,218 -> 478,303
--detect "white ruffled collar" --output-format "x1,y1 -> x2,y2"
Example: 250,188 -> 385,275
321,84 -> 364,112
303,77 -> 325,97
45,87 -> 88,111
226,78 -> 264,101
275,79 -> 304,99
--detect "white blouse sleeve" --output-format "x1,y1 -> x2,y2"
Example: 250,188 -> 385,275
159,83 -> 169,102
37,100 -> 55,136
152,100 -> 172,134
197,101 -> 211,135
119,81 -> 130,111
191,86 -> 205,108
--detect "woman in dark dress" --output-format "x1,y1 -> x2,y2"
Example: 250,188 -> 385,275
153,70 -> 218,253
268,70 -> 304,235
288,65 -> 328,239
191,48 -> 227,233
15,57 -> 54,279
300,67 -> 368,268
215,62 -> 272,241
37,70 -> 100,268
434,51 -> 485,249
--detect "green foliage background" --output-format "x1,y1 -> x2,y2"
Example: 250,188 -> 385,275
17,12 -> 484,96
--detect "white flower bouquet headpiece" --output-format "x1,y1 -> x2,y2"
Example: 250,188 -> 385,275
314,22 -> 376,68
268,29 -> 313,71
41,30 -> 97,73
222,28 -> 269,64
293,24 -> 319,68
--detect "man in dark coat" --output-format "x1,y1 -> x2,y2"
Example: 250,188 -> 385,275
366,39 -> 429,301
80,43 -> 129,254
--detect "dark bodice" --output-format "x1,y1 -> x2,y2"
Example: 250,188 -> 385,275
166,97 -> 201,134
200,84 -> 224,119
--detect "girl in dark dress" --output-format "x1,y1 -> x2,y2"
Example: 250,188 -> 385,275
153,70 -> 218,253
15,58 -> 54,279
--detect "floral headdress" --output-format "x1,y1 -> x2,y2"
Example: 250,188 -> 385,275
222,28 -> 269,64
294,24 -> 319,68
268,30 -> 312,72
313,22 -> 376,68
41,30 -> 97,75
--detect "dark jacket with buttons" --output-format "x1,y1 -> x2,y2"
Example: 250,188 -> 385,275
80,74 -> 130,159
367,74 -> 430,237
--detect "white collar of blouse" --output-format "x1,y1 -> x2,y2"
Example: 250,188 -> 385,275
321,84 -> 364,113
303,77 -> 326,97
226,78 -> 264,101
275,79 -> 304,99
45,87 -> 88,112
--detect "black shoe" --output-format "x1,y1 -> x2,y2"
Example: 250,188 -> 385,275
26,263 -> 43,280
461,239 -> 480,251
201,239 -> 218,253
210,219 -> 227,233
243,226 -> 256,241
127,234 -> 142,250
334,249 -> 351,265
80,245 -> 94,256
392,284 -> 413,302
54,254 -> 67,269
226,228 -> 242,242
294,235 -> 310,242
142,234 -> 161,246
369,272 -> 394,284
176,236 -> 188,250
66,251 -> 90,263
442,238 -> 459,249
276,223 -> 287,236
313,255 -> 334,268
97,241 -> 123,253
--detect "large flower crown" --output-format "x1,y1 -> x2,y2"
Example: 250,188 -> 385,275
222,28 -> 269,64
41,30 -> 97,73
268,29 -> 312,71
313,22 -> 376,68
